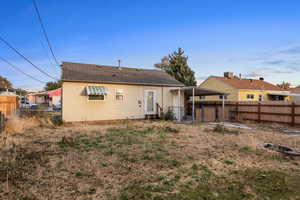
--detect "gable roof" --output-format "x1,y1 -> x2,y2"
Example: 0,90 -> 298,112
211,76 -> 287,91
62,62 -> 184,87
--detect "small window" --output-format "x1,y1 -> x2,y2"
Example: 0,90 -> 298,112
88,95 -> 105,101
219,95 -> 228,100
199,96 -> 206,100
259,94 -> 263,101
246,94 -> 254,99
116,89 -> 124,101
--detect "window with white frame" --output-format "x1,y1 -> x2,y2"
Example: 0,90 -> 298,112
115,89 -> 124,100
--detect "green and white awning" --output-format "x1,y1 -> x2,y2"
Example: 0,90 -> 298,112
86,86 -> 107,96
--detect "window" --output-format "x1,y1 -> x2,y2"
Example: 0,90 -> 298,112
246,94 -> 254,99
199,96 -> 206,100
115,89 -> 124,100
86,86 -> 107,101
219,95 -> 228,100
259,94 -> 263,101
88,95 -> 105,101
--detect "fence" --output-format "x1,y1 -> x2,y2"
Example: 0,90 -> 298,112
0,96 -> 18,116
189,101 -> 300,126
0,111 -> 4,133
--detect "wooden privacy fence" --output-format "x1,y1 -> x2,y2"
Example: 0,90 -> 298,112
0,111 -> 5,133
0,96 -> 18,117
189,101 -> 300,126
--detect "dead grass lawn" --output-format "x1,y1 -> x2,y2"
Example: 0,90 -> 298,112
1,120 -> 300,200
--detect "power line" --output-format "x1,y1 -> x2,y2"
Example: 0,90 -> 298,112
0,36 -> 58,80
0,56 -> 46,83
32,0 -> 60,68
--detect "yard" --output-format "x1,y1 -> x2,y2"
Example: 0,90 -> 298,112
1,119 -> 300,200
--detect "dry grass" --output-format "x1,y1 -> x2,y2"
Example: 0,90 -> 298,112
0,120 -> 300,200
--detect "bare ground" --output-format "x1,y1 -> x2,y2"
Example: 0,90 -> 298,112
1,119 -> 300,200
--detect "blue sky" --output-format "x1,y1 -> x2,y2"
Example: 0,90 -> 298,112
1,0 -> 300,90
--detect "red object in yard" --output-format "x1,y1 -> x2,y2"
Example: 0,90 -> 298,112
48,88 -> 61,97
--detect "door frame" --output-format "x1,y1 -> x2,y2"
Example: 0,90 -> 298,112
144,90 -> 157,115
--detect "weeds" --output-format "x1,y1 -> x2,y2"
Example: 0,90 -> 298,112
212,124 -> 240,134
116,168 -> 300,200
2,121 -> 300,200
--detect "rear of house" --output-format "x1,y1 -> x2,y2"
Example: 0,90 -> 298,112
61,62 -> 184,122
200,72 -> 290,101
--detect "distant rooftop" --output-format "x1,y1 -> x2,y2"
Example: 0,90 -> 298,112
209,72 -> 287,91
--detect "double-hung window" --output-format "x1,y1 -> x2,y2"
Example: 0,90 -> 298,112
115,89 -> 124,101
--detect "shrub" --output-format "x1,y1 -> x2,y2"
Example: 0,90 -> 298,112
51,115 -> 63,126
161,109 -> 176,121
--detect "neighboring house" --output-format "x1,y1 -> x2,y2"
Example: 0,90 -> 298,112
0,88 -> 17,96
61,62 -> 185,122
290,86 -> 300,102
27,91 -> 48,104
27,88 -> 62,106
200,72 -> 290,101
48,88 -> 61,106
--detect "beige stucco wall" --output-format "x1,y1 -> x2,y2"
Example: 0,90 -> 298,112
238,89 -> 290,101
199,77 -> 238,101
62,81 -> 183,122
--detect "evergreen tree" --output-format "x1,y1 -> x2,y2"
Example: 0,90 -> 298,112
0,76 -> 12,88
277,81 -> 291,89
44,80 -> 62,91
155,48 -> 197,86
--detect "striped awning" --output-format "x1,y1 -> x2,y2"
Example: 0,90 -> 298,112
86,86 -> 107,96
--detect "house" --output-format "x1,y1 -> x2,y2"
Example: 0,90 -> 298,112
0,88 -> 17,96
61,62 -> 185,122
290,86 -> 300,102
200,72 -> 290,101
27,88 -> 62,107
48,88 -> 61,106
27,91 -> 49,105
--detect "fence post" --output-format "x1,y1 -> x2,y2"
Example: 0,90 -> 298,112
258,102 -> 261,123
215,102 -> 218,121
235,102 -> 239,121
291,102 -> 295,127
0,111 -> 3,133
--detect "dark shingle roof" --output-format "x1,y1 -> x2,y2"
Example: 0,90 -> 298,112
62,62 -> 184,87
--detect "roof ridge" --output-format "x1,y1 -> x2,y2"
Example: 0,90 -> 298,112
62,61 -> 161,72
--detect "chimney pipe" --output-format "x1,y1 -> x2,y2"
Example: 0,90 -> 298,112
224,72 -> 234,79
117,59 -> 122,70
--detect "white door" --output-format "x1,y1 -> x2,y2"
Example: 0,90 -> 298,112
172,94 -> 179,120
144,90 -> 156,114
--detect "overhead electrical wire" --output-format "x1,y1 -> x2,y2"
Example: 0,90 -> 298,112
0,36 -> 58,80
32,0 -> 60,68
0,56 -> 46,83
